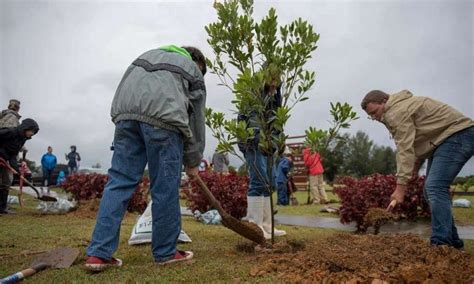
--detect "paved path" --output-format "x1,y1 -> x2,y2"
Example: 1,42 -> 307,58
10,186 -> 64,199
181,207 -> 474,240
11,191 -> 474,240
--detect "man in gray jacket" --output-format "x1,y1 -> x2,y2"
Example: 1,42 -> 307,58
85,45 -> 207,271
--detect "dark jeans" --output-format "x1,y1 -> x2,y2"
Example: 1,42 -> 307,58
424,126 -> 474,248
86,120 -> 183,262
276,183 -> 289,206
42,168 -> 54,186
0,167 -> 12,212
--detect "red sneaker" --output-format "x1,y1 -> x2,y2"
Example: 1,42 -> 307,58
157,250 -> 193,265
84,256 -> 123,272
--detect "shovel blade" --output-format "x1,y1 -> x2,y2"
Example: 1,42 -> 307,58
31,247 -> 79,268
38,195 -> 58,202
220,212 -> 266,245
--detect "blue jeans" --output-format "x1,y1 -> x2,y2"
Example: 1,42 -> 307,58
276,183 -> 289,205
424,126 -> 474,248
244,149 -> 270,197
87,120 -> 183,262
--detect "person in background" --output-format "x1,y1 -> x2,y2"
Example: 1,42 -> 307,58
303,147 -> 327,205
211,150 -> 229,174
0,118 -> 39,214
65,145 -> 81,175
0,99 -> 21,128
361,89 -> 473,249
85,45 -> 207,271
56,170 -> 66,186
41,146 -> 57,191
274,148 -> 294,206
0,99 -> 28,165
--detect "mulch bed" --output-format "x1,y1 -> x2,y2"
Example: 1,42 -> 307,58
248,233 -> 474,283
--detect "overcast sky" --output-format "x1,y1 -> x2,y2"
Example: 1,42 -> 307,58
1,0 -> 473,175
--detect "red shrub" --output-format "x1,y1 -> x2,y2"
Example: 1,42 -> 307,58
61,173 -> 148,213
334,174 -> 429,231
182,171 -> 249,219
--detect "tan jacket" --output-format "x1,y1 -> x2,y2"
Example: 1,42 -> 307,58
382,90 -> 473,185
0,109 -> 21,128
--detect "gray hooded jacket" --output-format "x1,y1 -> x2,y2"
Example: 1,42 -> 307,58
110,48 -> 206,167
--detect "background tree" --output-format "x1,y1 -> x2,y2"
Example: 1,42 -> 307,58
321,133 -> 350,182
343,131 -> 374,177
370,145 -> 396,175
321,131 -> 396,180
91,162 -> 102,169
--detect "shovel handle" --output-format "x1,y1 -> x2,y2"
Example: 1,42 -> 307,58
0,158 -> 41,199
191,174 -> 226,215
386,199 -> 397,212
0,263 -> 49,284
0,158 -> 56,201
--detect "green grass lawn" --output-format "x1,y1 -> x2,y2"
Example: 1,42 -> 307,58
1,193 -> 473,283
453,195 -> 474,225
1,194 -> 338,283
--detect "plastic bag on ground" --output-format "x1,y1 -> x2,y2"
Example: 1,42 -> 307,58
36,198 -> 77,213
7,196 -> 19,205
129,201 -> 192,245
193,209 -> 222,225
453,198 -> 471,208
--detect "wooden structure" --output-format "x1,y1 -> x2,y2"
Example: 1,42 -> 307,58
286,135 -> 308,191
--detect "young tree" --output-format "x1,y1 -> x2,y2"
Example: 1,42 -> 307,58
205,0 -> 357,242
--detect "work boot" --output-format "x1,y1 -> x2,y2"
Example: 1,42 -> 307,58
244,196 -> 269,239
262,197 -> 286,237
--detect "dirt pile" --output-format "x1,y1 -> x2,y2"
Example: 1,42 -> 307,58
250,233 -> 474,283
363,208 -> 396,234
70,199 -> 101,218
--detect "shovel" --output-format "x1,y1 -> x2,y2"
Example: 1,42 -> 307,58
192,174 -> 266,245
0,247 -> 79,283
0,158 -> 57,202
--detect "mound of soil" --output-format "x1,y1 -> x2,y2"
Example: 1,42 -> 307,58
250,233 -> 474,283
363,208 -> 396,234
70,199 -> 101,218
236,240 -> 305,254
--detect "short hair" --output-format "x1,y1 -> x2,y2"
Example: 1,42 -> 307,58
8,99 -> 20,111
361,90 -> 390,110
182,46 -> 207,76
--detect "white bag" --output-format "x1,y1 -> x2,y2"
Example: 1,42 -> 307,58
453,198 -> 471,208
36,198 -> 77,213
128,201 -> 192,245
193,209 -> 222,225
7,196 -> 19,205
